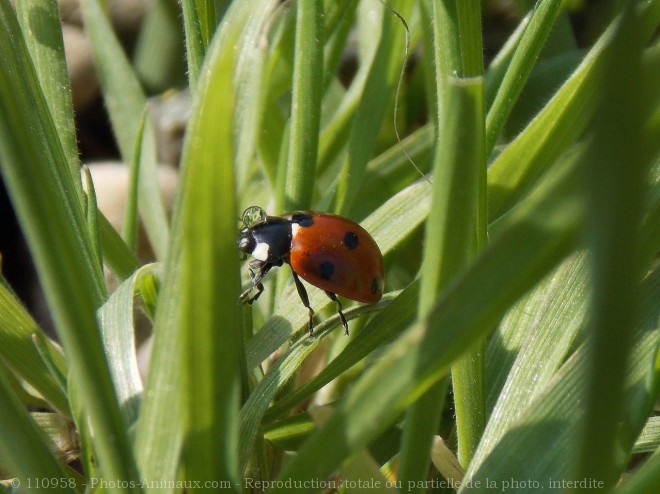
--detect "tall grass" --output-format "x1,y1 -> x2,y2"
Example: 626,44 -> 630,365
0,0 -> 659,493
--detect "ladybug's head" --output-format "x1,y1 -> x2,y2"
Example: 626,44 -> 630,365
238,228 -> 256,260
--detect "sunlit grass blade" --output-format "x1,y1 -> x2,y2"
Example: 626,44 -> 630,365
135,1 -> 259,488
181,0 -> 216,89
461,266 -> 660,494
234,0 -> 280,192
239,290 -> 401,472
485,252 -> 588,412
15,0 -> 81,194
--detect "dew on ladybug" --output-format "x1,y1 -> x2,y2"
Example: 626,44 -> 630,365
238,206 -> 384,335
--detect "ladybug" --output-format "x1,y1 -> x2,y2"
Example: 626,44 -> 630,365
238,206 -> 384,335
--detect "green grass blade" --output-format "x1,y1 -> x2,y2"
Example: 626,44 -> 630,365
263,284 -> 417,423
0,367 -> 75,492
239,290 -> 402,472
632,416 -> 660,454
98,267 -> 155,427
178,22 -> 241,490
485,0 -> 564,153
15,0 -> 81,196
80,0 -> 170,260
400,2 -> 485,485
134,2 -> 255,488
99,214 -> 142,280
82,166 -> 106,282
333,0 -> 411,215
234,0 -> 280,192
0,280 -> 69,415
122,108 -> 148,252
283,0 -> 323,210
576,4 -> 656,487
616,441 -> 660,494
181,0 -> 215,89
0,3 -> 140,489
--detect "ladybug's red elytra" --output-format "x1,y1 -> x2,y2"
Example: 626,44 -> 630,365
238,206 -> 384,335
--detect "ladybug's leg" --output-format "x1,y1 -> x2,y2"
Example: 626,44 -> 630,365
240,262 -> 272,304
290,269 -> 315,335
325,291 -> 349,335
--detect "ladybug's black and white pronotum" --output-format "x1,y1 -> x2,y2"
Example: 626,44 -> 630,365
238,206 -> 384,335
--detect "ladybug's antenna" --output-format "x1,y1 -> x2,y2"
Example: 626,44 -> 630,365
380,1 -> 432,185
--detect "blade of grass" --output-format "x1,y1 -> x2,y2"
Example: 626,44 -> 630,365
316,1 -> 380,176
400,2 -> 485,486
80,0 -> 170,260
16,0 -> 81,197
631,416 -> 660,454
82,166 -> 106,282
282,0 -> 323,210
615,451 -> 660,494
178,18 -> 241,489
122,108 -> 148,252
0,279 -> 69,415
16,0 -> 142,275
576,3 -> 653,488
484,251 -> 588,413
0,3 -> 140,489
234,0 -> 280,192
485,0 -> 564,153
239,292 -> 398,472
181,0 -> 215,89
99,214 -> 142,280
263,284 -> 418,423
333,0 -> 411,215
0,366 -> 75,492
98,266 -> 156,428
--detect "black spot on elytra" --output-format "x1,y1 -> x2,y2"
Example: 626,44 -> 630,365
292,213 -> 314,227
343,231 -> 359,250
371,276 -> 380,294
319,261 -> 334,280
